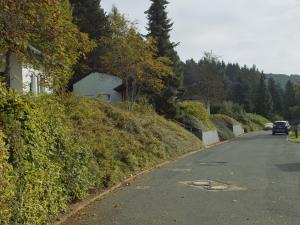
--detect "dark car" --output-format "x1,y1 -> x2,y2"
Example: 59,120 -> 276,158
272,121 -> 291,135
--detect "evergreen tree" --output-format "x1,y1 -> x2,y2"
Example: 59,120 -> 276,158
255,75 -> 273,118
145,0 -> 182,117
70,0 -> 109,39
68,0 -> 110,89
268,78 -> 283,116
284,80 -> 296,119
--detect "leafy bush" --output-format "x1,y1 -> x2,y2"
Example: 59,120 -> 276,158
0,132 -> 14,225
177,101 -> 214,129
0,85 -> 202,224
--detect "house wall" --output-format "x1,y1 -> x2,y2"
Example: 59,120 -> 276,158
73,72 -> 123,103
0,51 -> 51,95
9,53 -> 23,91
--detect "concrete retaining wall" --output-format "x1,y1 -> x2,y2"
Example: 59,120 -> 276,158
232,125 -> 244,137
201,130 -> 220,146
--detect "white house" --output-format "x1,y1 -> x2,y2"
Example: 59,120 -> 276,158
0,51 -> 51,95
73,72 -> 123,103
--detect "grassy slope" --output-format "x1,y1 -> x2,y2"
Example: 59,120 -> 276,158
0,91 -> 202,225
210,114 -> 240,141
64,96 -> 203,187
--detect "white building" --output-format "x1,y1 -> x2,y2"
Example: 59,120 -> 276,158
0,52 -> 51,95
73,72 -> 123,103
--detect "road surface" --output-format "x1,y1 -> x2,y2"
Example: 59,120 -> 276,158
64,132 -> 300,225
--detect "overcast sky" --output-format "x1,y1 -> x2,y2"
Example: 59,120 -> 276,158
102,0 -> 300,75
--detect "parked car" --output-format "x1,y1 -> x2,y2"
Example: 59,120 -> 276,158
272,121 -> 291,135
264,123 -> 274,130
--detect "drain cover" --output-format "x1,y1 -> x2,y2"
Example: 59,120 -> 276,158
180,180 -> 246,191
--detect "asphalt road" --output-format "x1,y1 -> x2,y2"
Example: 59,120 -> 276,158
64,132 -> 300,225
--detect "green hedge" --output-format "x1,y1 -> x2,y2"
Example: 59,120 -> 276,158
0,85 -> 202,224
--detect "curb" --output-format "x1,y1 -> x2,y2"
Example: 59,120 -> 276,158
53,132 -> 248,225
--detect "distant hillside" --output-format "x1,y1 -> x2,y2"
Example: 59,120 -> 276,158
265,73 -> 300,88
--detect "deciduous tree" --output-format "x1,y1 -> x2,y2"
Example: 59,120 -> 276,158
0,0 -> 92,90
100,8 -> 173,105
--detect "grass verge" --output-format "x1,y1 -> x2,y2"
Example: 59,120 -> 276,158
289,131 -> 300,143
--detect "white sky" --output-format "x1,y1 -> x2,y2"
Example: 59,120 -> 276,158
102,0 -> 300,75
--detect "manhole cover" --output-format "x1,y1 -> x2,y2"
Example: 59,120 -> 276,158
180,180 -> 246,191
198,162 -> 228,166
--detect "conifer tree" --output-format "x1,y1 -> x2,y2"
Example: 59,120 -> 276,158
69,0 -> 110,88
70,0 -> 109,39
255,75 -> 273,118
145,0 -> 182,117
284,80 -> 296,119
268,78 -> 283,116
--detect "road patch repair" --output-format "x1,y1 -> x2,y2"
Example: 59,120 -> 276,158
198,161 -> 228,166
168,168 -> 192,172
179,179 -> 247,191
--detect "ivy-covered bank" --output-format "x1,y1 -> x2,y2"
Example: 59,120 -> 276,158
0,85 -> 202,225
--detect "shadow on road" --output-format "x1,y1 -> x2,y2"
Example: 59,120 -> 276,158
276,163 -> 300,172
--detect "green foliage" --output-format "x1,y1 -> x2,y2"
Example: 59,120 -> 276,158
145,0 -> 183,117
0,84 -> 202,224
217,101 -> 246,121
289,126 -> 300,143
210,114 -> 239,141
284,80 -> 296,119
255,75 -> 273,118
0,87 -> 95,224
177,101 -> 213,129
0,0 -> 93,90
183,52 -> 225,105
0,132 -> 15,225
64,96 -> 202,187
183,60 -> 261,113
69,0 -> 111,85
214,101 -> 269,132
265,74 -> 300,89
268,78 -> 283,116
100,8 -> 174,103
244,113 -> 270,132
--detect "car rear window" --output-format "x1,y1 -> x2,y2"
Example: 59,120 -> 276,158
275,122 -> 286,126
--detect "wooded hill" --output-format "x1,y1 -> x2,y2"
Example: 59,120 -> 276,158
265,74 -> 300,88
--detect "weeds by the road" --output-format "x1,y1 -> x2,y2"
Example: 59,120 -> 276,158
289,130 -> 300,143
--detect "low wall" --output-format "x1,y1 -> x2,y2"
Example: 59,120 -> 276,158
232,125 -> 244,137
201,130 -> 220,146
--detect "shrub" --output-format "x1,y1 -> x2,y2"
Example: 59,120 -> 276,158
177,101 -> 214,129
0,132 -> 15,225
0,84 -> 203,224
